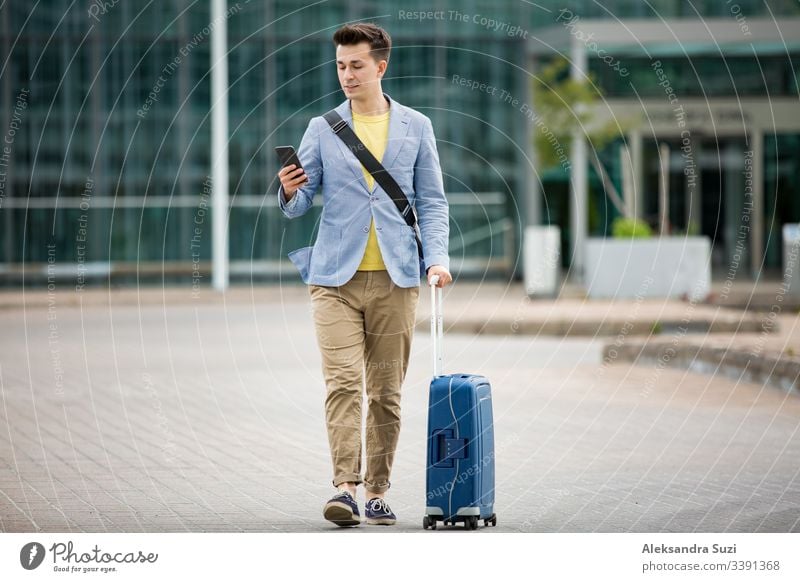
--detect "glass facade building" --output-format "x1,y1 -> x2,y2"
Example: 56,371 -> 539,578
529,2 -> 800,277
1,0 -> 799,286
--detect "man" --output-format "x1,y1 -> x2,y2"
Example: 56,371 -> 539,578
277,22 -> 451,527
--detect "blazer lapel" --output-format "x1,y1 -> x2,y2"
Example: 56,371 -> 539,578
375,94 -> 411,193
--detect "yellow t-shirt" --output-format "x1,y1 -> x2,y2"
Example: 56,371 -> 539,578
353,109 -> 390,271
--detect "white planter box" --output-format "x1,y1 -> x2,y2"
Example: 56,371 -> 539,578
584,236 -> 711,301
524,226 -> 560,296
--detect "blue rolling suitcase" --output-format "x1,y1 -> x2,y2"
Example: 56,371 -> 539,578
423,276 -> 497,530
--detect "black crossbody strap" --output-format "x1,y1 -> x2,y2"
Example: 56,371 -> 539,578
323,110 -> 423,260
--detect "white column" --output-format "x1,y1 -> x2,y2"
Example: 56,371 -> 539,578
629,130 -> 643,219
211,0 -> 229,291
620,143 -> 634,218
526,55 -> 542,228
687,136 -> 702,234
658,142 -> 669,235
751,130 -> 764,279
569,38 -> 588,281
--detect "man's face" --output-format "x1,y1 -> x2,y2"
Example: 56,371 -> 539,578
336,41 -> 386,99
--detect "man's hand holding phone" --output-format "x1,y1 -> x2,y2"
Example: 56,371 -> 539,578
276,146 -> 308,201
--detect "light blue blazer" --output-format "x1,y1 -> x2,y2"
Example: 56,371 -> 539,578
278,93 -> 450,288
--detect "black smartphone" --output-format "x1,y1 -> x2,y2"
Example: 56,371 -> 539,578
275,145 -> 304,172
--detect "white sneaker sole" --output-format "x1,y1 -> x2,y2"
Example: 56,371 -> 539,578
366,516 -> 396,525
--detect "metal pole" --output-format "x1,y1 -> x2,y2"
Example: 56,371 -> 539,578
211,0 -> 229,291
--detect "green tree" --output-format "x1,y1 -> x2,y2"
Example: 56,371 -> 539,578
532,57 -> 637,218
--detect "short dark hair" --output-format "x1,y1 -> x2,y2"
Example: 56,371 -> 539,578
333,22 -> 391,63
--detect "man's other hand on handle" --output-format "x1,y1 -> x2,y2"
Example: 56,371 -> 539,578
427,265 -> 452,288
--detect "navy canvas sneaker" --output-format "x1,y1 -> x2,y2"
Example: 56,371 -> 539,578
323,490 -> 361,527
365,497 -> 396,525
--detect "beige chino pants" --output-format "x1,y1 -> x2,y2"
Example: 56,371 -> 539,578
309,270 -> 419,495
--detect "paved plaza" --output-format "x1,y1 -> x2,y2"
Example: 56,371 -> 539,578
1,283 -> 799,532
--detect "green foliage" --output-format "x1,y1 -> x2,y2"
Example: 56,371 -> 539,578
612,217 -> 653,238
532,58 -> 632,169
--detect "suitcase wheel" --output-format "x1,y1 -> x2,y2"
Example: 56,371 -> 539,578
484,514 -> 497,527
422,515 -> 437,530
465,516 -> 479,530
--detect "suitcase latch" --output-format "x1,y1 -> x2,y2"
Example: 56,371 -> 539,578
442,437 -> 468,462
432,430 -> 469,467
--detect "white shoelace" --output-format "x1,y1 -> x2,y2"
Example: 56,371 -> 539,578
369,498 -> 390,513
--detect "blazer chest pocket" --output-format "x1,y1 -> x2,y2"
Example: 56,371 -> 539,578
392,147 -> 418,172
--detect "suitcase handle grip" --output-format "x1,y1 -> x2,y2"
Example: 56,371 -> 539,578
429,276 -> 443,376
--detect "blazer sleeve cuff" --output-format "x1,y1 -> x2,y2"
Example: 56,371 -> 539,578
424,255 -> 450,272
278,184 -> 299,214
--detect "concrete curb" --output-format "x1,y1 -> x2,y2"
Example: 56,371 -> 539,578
416,316 -> 770,337
604,340 -> 800,393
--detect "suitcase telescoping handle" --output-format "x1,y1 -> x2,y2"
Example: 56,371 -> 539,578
429,275 -> 444,376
